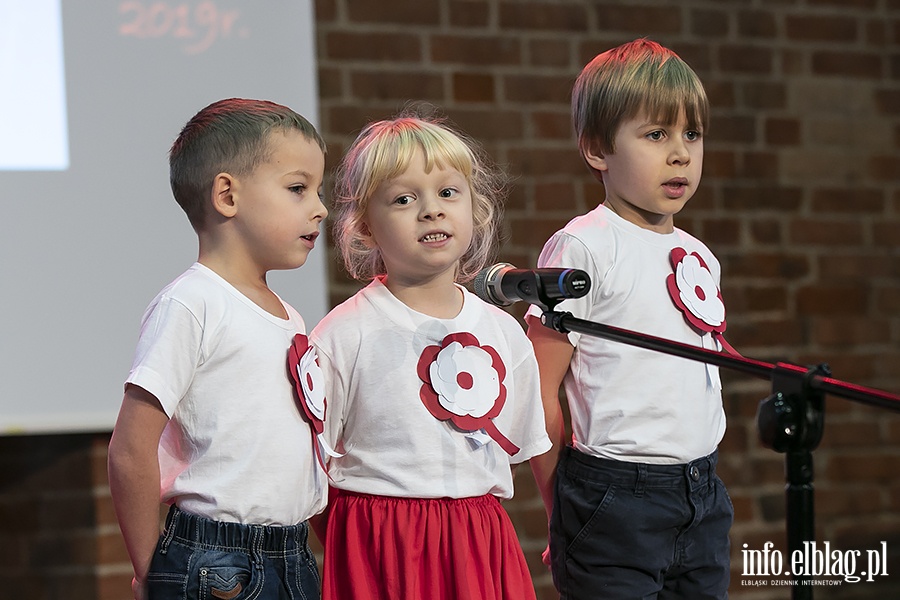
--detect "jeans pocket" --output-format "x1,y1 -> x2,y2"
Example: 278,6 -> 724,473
196,552 -> 256,600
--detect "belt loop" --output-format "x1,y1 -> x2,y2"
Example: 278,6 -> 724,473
634,463 -> 647,497
158,505 -> 178,554
251,525 -> 265,567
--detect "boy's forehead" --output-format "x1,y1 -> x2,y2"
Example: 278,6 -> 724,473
255,130 -> 324,176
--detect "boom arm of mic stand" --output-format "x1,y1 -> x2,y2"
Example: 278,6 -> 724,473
540,310 -> 900,600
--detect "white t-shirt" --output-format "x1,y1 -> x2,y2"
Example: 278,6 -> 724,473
310,277 -> 551,500
527,205 -> 726,464
126,263 -> 326,525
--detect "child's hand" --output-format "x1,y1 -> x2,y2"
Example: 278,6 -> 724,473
132,576 -> 148,600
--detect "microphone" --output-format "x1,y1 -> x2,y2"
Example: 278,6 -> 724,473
473,263 -> 590,308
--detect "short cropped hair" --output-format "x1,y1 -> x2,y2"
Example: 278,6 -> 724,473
333,111 -> 506,283
572,38 -> 709,157
169,98 -> 326,231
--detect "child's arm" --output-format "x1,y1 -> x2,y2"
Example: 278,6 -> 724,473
526,316 -> 574,563
108,384 -> 169,600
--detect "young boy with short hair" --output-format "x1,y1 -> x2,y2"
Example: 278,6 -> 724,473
527,39 -> 733,599
108,98 -> 329,600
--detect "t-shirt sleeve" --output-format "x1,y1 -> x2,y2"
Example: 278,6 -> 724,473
526,231 -> 600,347
126,295 -> 203,417
501,329 -> 552,465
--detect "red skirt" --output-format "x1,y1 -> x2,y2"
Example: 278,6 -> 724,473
322,490 -> 537,600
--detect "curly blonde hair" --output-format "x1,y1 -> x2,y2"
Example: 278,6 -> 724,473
332,113 -> 506,283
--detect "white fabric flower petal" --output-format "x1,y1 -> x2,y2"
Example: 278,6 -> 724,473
676,254 -> 725,327
430,343 -> 499,418
298,347 -> 326,421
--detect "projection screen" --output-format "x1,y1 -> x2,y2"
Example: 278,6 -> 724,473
0,0 -> 326,433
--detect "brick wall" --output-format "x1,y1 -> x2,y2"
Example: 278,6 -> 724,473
2,1 -> 898,598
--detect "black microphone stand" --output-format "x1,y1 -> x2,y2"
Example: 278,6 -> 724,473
539,307 -> 900,600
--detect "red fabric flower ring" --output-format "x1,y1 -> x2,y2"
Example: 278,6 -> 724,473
666,247 -> 740,357
417,332 -> 520,456
288,334 -> 341,473
288,334 -> 326,433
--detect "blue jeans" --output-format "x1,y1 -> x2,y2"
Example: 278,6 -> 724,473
550,446 -> 732,599
147,506 -> 321,600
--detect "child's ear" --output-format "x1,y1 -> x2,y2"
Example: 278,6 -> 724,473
582,144 -> 609,173
210,172 -> 237,218
358,220 -> 377,248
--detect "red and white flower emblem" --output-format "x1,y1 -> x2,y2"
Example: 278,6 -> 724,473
288,334 -> 341,472
666,248 -> 726,335
417,332 -> 520,456
666,247 -> 740,359
288,334 -> 326,434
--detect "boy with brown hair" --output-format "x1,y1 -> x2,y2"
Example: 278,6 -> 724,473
108,98 -> 329,600
528,39 -> 733,598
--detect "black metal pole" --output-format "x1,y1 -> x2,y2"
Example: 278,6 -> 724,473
540,310 -> 900,599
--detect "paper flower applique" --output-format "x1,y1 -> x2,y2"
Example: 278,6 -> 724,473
417,332 -> 520,456
288,334 -> 342,472
666,247 -> 739,357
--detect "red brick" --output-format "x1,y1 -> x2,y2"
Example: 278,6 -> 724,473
504,74 -> 573,104
726,318 -> 805,348
876,286 -> 900,314
709,115 -> 756,144
817,253 -> 896,280
825,453 -> 900,482
535,181 -> 580,212
875,89 -> 900,115
701,217 -> 741,246
703,150 -> 738,178
324,32 -> 422,62
820,420 -> 883,448
741,82 -> 786,109
350,70 -> 444,101
705,80 -> 736,109
590,5 -> 681,34
869,155 -> 900,182
812,50 -> 882,78
873,221 -> 900,247
670,43 -> 713,72
749,219 -> 783,244
789,219 -> 864,245
811,187 -> 885,213
807,0 -> 877,7
448,0 -> 490,27
531,111 -> 573,141
318,67 -> 342,100
452,73 -> 495,103
509,148 -> 584,177
723,251 -> 810,278
865,18 -> 888,45
765,118 -> 800,145
740,152 -> 779,179
691,9 -> 730,38
785,15 -> 858,42
449,108 -> 525,142
431,35 -> 522,66
721,186 -> 803,211
814,484 -> 884,516
499,2 -> 589,31
730,284 -> 789,313
346,0 -> 439,25
796,284 -> 868,315
528,39 -> 571,68
738,10 -> 777,38
718,45 -> 774,74
313,0 -> 335,21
